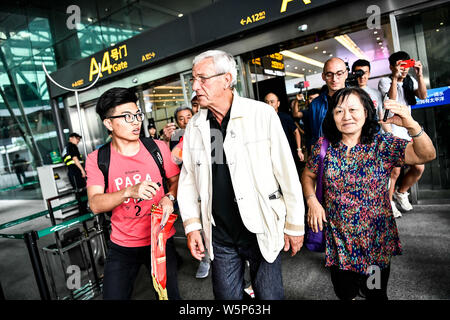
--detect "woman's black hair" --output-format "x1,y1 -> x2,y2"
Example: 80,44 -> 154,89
322,87 -> 380,145
96,87 -> 138,120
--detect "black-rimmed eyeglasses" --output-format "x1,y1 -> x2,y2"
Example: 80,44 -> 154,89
108,112 -> 145,123
189,73 -> 226,85
324,70 -> 347,79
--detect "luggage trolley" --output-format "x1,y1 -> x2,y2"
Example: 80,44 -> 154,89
0,191 -> 109,300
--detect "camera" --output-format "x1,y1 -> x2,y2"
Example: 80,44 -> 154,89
294,81 -> 305,89
345,69 -> 365,88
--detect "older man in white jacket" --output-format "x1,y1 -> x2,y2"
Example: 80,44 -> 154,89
178,50 -> 305,300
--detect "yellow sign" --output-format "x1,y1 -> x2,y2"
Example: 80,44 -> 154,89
271,60 -> 285,70
240,11 -> 266,26
280,0 -> 311,13
142,52 -> 156,62
71,79 -> 84,88
251,58 -> 262,66
89,44 -> 129,81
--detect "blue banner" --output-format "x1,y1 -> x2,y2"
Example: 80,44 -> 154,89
413,86 -> 450,109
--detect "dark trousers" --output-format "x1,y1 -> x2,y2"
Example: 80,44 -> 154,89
211,240 -> 284,300
15,171 -> 26,185
68,169 -> 86,190
103,237 -> 181,300
329,265 -> 391,300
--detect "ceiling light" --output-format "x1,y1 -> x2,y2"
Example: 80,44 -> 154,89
436,29 -> 440,32
178,13 -> 184,17
374,31 -> 378,34
280,50 -> 324,68
334,34 -> 369,60
294,66 -> 298,69
314,46 -> 318,50
329,54 -> 333,57
322,50 -> 326,54
376,37 -> 380,40
286,64 -> 290,68
285,72 -> 304,78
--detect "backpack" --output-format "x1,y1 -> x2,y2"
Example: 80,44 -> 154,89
97,137 -> 168,196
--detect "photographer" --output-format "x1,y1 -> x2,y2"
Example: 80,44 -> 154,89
351,59 -> 384,128
378,51 -> 427,218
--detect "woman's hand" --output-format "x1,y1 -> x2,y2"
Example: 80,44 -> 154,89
307,196 -> 327,233
381,100 -> 420,133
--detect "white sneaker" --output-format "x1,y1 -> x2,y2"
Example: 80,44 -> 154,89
195,260 -> 210,279
244,285 -> 255,298
391,201 -> 402,218
393,190 -> 413,211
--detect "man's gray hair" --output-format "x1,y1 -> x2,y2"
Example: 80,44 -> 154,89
192,50 -> 237,88
174,105 -> 193,120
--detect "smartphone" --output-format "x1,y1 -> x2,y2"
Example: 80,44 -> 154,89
382,93 -> 389,122
400,59 -> 415,68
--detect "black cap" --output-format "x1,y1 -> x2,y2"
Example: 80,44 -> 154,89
69,132 -> 82,139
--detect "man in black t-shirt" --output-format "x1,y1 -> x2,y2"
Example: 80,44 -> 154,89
62,132 -> 86,190
265,92 -> 304,175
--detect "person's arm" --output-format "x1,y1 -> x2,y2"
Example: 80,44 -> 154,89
382,100 -> 436,165
300,168 -> 327,233
72,156 -> 86,178
176,123 -> 205,260
414,61 -> 427,100
88,180 -> 161,214
158,174 -> 179,226
293,128 -> 304,161
291,99 -> 304,119
388,76 -> 398,101
268,110 -> 304,256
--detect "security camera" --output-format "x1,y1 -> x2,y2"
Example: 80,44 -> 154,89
297,24 -> 308,32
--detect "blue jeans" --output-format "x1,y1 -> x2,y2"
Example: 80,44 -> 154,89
211,240 -> 284,300
103,237 -> 181,300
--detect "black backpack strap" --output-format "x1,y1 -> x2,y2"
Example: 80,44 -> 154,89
97,142 -> 111,193
140,137 -> 169,194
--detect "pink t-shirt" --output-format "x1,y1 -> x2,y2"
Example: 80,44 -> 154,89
86,140 -> 180,247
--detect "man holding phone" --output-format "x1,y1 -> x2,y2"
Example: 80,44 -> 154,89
85,87 -> 181,299
378,51 -> 427,217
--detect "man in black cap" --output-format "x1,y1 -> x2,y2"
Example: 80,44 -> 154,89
62,132 -> 86,190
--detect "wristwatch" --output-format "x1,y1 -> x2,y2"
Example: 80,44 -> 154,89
165,193 -> 176,202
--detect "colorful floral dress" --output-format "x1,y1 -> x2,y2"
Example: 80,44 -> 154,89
306,133 -> 409,275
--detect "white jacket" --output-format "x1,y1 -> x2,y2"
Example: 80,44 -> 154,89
177,92 -> 305,263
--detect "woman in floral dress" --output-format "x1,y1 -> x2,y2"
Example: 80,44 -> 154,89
301,87 -> 436,300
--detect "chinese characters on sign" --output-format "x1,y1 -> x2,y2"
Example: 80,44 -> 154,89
413,86 -> 450,109
88,44 -> 129,82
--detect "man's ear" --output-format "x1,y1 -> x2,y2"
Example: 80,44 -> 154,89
224,72 -> 233,89
103,118 -> 113,132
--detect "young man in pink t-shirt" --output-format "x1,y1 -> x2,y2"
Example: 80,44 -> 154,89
86,87 -> 181,300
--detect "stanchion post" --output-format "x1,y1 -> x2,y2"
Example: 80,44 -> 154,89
75,189 -> 100,286
0,280 -> 5,300
23,231 -> 51,300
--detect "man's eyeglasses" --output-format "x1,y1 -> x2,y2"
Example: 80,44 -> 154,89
189,73 -> 226,85
324,70 -> 347,79
108,112 -> 145,123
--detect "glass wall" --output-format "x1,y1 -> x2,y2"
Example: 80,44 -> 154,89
396,2 -> 450,190
0,0 -> 215,199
